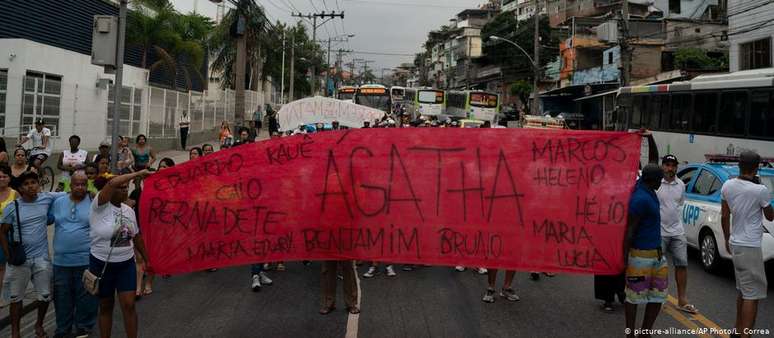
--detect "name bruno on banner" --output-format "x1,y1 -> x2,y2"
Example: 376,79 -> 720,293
140,129 -> 640,275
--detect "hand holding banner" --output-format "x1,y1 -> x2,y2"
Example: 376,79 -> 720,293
140,129 -> 640,275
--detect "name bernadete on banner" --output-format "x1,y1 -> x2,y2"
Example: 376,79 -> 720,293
140,129 -> 641,275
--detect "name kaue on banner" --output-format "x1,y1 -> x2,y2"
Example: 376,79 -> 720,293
140,128 -> 640,275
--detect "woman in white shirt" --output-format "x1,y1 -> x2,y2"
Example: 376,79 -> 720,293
89,170 -> 151,338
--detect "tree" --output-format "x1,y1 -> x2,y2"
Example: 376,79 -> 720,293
209,2 -> 268,91
125,0 -> 209,90
674,48 -> 728,70
509,80 -> 532,110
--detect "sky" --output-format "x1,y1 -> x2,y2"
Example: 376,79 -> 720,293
170,0 -> 488,74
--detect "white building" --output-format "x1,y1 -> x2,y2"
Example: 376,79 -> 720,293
503,0 -> 545,22
0,39 -> 149,151
728,0 -> 774,72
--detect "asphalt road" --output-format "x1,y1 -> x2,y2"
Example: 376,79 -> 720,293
26,249 -> 766,338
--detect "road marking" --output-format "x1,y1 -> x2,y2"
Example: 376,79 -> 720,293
345,261 -> 361,338
663,305 -> 713,338
665,295 -> 728,338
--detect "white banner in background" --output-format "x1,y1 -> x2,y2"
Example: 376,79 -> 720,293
277,96 -> 386,130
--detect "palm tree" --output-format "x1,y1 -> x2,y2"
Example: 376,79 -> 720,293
209,1 -> 268,91
125,0 -> 208,90
126,1 -> 178,74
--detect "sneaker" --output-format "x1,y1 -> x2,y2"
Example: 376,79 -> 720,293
75,329 -> 90,338
337,274 -> 344,280
251,275 -> 262,292
500,288 -> 520,301
207,268 -> 218,272
363,266 -> 378,278
386,265 -> 397,277
402,265 -> 414,271
477,267 -> 488,275
263,263 -> 272,270
303,260 -> 312,267
482,288 -> 496,303
259,272 -> 273,286
530,272 -> 540,281
455,266 -> 466,272
276,263 -> 286,271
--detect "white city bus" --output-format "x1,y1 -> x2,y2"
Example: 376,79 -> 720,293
614,68 -> 774,164
446,90 -> 499,122
354,84 -> 392,113
402,88 -> 445,118
390,86 -> 406,102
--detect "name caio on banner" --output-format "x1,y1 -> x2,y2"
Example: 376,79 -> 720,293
140,129 -> 641,275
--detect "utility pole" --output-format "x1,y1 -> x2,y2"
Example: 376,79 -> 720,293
280,30 -> 286,104
110,0 -> 128,173
292,11 -> 345,96
289,29 -> 295,101
532,0 -> 541,115
322,36 -> 353,96
234,12 -> 247,124
620,0 -> 632,86
347,61 -> 356,85
361,60 -> 374,83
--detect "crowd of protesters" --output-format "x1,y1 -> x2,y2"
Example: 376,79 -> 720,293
0,109 -> 769,338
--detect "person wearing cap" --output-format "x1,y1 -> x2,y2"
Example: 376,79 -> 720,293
17,119 -> 52,171
655,154 -> 696,314
720,151 -> 774,337
93,140 -> 111,164
624,164 -> 667,337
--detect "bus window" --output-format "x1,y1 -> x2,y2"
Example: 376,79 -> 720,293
693,93 -> 718,132
657,95 -> 671,130
631,95 -> 644,128
749,90 -> 773,139
670,94 -> 691,130
718,91 -> 747,136
641,95 -> 657,129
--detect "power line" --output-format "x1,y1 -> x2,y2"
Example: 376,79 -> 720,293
343,0 -> 471,9
351,50 -> 416,56
728,0 -> 774,17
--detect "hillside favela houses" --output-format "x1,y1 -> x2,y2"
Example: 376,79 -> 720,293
410,0 -> 731,130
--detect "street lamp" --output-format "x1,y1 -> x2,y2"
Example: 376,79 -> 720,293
490,35 -> 540,115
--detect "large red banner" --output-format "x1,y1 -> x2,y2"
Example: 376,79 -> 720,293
140,129 -> 641,275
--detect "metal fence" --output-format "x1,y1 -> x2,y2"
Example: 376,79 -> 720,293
146,86 -> 263,138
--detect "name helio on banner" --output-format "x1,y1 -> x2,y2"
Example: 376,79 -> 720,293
140,128 -> 641,275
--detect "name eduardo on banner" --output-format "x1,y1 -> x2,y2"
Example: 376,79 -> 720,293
140,129 -> 641,275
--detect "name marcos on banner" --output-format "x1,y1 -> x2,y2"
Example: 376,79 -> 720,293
140,129 -> 640,275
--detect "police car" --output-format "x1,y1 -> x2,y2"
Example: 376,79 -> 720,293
677,155 -> 774,272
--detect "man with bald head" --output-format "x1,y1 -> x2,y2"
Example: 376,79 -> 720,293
50,172 -> 98,338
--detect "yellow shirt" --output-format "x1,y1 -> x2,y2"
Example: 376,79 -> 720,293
0,189 -> 18,218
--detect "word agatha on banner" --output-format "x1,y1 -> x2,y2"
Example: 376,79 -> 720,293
140,129 -> 641,275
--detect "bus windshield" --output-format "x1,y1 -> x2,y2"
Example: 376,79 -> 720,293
338,92 -> 354,100
418,90 -> 444,104
391,88 -> 405,101
356,91 -> 391,112
470,93 -> 498,108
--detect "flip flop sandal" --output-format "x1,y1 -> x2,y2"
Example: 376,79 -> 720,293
678,304 -> 698,314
